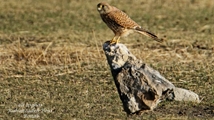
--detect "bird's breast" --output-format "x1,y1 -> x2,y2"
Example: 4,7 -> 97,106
101,14 -> 123,33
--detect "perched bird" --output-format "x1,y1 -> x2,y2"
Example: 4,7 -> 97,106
97,2 -> 163,44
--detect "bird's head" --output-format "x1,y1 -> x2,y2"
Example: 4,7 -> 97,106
97,2 -> 111,14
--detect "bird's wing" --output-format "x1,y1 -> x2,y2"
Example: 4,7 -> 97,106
107,9 -> 139,28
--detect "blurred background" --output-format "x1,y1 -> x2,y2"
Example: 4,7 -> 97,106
0,0 -> 213,119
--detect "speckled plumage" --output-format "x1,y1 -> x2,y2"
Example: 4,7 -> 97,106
97,2 -> 163,44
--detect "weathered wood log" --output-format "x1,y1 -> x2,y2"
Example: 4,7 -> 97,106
103,41 -> 200,115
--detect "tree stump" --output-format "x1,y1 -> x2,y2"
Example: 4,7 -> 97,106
103,41 -> 200,115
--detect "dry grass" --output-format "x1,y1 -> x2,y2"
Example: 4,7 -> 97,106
0,0 -> 214,119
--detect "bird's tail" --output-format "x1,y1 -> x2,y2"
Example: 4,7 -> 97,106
135,27 -> 163,42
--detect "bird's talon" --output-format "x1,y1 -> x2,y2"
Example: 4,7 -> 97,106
110,41 -> 116,44
110,39 -> 117,44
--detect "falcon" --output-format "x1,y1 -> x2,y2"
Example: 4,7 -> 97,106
97,2 -> 163,44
